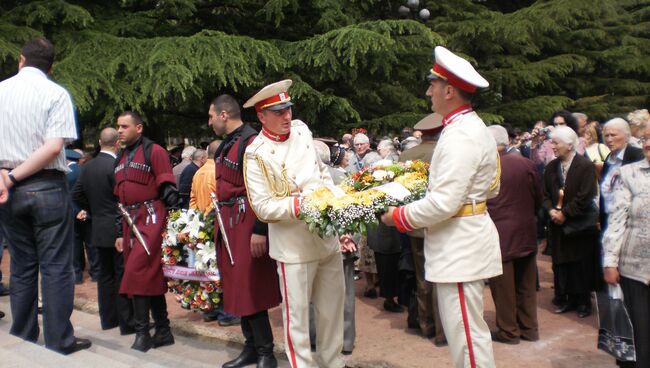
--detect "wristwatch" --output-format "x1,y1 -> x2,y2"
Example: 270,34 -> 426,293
7,171 -> 18,186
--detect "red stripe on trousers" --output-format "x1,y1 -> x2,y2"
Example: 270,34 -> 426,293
281,263 -> 298,368
457,282 -> 477,368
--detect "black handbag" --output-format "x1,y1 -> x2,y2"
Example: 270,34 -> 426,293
562,206 -> 599,236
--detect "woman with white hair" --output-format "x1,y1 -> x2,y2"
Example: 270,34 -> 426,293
600,118 -> 645,233
627,109 -> 649,148
376,139 -> 399,161
542,126 -> 600,318
602,123 -> 650,368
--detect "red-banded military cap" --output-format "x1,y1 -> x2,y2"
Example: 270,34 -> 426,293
427,46 -> 489,93
243,79 -> 294,112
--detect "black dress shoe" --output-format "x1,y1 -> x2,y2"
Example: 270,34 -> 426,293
554,303 -> 575,314
0,289 -> 9,297
223,346 -> 258,368
577,305 -> 592,318
520,334 -> 539,342
490,330 -> 520,345
58,337 -> 92,355
257,354 -> 278,368
433,336 -> 448,347
0,311 -> 5,319
341,349 -> 353,355
383,300 -> 404,313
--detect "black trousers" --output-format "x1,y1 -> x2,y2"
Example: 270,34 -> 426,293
97,247 -> 133,332
374,252 -> 401,299
241,310 -> 274,356
73,219 -> 100,281
620,276 -> 650,368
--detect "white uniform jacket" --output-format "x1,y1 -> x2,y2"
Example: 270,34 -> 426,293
396,112 -> 503,283
244,120 -> 339,264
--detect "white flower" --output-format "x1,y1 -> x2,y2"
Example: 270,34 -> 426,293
372,170 -> 388,181
387,171 -> 395,179
195,241 -> 217,271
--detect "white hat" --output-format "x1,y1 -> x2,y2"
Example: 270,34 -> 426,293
414,113 -> 443,132
427,46 -> 489,93
243,79 -> 294,112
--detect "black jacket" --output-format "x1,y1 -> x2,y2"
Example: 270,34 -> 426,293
542,154 -> 598,263
600,145 -> 644,230
72,152 -> 119,248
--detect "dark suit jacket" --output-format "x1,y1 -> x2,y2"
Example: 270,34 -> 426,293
542,154 -> 598,263
488,153 -> 542,262
72,152 -> 118,248
601,145 -> 644,179
599,145 -> 644,229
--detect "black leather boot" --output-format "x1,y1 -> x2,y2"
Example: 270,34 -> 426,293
248,311 -> 277,368
131,296 -> 152,352
256,353 -> 278,368
150,295 -> 175,348
223,344 -> 258,368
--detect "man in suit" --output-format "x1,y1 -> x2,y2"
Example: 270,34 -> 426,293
67,148 -> 99,284
398,113 -> 446,346
487,125 -> 542,344
72,128 -> 135,334
178,149 -> 207,208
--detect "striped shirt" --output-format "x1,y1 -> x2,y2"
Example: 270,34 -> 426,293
0,67 -> 77,172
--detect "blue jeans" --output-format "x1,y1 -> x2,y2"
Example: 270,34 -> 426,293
0,173 -> 76,351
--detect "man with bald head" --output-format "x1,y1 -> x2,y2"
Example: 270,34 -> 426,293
72,127 -> 134,334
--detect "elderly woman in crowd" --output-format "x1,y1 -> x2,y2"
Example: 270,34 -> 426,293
600,118 -> 645,233
626,109 -> 649,148
377,139 -> 399,161
551,110 -> 585,154
542,126 -> 600,318
602,123 -> 650,368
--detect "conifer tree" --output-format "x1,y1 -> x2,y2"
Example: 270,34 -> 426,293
1,0 -> 648,142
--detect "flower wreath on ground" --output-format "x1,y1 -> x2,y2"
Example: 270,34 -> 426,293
299,159 -> 429,238
161,209 -> 222,312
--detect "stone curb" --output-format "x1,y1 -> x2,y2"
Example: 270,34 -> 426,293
73,296 -> 393,368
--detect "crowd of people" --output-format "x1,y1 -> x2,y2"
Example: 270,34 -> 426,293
0,36 -> 649,368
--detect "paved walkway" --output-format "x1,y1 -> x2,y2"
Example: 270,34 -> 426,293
0,249 -> 618,367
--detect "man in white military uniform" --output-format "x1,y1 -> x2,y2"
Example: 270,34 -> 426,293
382,46 -> 502,368
243,80 -> 348,368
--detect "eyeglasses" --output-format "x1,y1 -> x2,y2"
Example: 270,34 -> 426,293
354,143 -> 368,146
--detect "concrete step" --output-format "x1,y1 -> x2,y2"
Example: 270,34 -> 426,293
0,298 -> 289,367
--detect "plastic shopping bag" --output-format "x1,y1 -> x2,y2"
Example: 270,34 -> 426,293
595,285 -> 636,362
